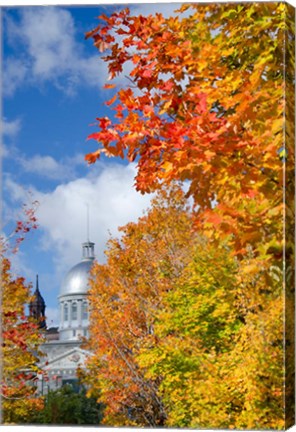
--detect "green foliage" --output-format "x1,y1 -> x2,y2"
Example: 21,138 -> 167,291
28,385 -> 104,425
138,246 -> 285,429
137,242 -> 242,428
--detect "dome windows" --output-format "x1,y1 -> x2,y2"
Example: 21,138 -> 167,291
82,241 -> 95,260
71,303 -> 78,321
82,302 -> 88,321
64,304 -> 69,321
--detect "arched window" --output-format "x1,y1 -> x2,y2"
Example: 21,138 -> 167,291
64,304 -> 69,321
82,302 -> 88,320
72,303 -> 77,321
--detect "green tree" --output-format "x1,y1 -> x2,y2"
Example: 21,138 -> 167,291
29,385 -> 104,425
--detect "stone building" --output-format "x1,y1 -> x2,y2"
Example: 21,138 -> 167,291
31,240 -> 95,394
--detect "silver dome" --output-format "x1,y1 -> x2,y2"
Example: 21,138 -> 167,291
59,258 -> 94,297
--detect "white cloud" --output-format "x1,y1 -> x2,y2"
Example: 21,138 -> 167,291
1,117 -> 22,158
3,4 -> 188,97
35,162 -> 152,273
0,145 -> 8,158
3,58 -> 29,97
130,2 -> 182,17
2,231 -> 36,283
20,155 -> 63,177
5,162 -> 153,278
2,117 -> 22,137
4,175 -> 30,203
4,7 -> 105,96
17,153 -> 86,181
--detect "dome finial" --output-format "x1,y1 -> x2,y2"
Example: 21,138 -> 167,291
86,203 -> 90,242
82,203 -> 95,260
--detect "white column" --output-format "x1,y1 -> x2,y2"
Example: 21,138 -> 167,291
68,300 -> 72,328
60,302 -> 64,328
78,299 -> 82,328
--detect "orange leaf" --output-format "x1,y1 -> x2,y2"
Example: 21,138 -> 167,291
105,94 -> 117,106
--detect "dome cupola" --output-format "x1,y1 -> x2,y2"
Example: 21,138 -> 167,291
59,241 -> 95,298
82,241 -> 95,260
58,240 -> 95,341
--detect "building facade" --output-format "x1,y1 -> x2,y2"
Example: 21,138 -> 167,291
31,241 -> 95,394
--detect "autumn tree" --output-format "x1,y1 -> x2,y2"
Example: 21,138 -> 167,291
1,205 -> 45,424
81,186 -> 198,426
84,3 -> 294,428
138,244 -> 285,429
82,187 -> 285,428
85,2 -> 294,259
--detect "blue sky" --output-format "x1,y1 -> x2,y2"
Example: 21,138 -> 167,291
2,3 -> 182,326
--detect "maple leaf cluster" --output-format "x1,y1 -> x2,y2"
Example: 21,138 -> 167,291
85,2 -> 294,262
